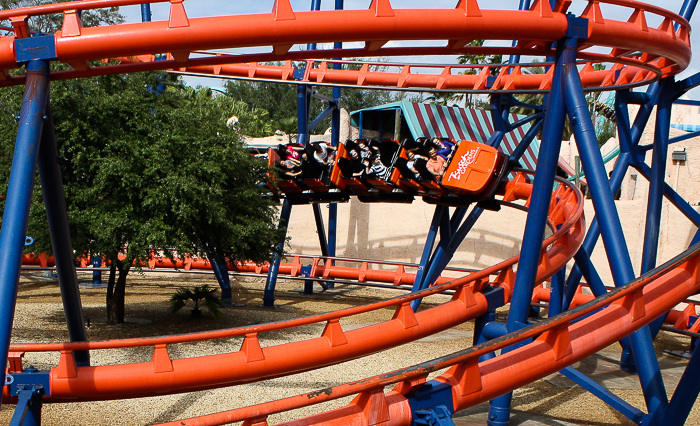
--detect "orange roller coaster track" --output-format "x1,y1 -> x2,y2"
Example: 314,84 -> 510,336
0,0 -> 690,91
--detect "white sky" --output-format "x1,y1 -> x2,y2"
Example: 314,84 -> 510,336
120,0 -> 699,98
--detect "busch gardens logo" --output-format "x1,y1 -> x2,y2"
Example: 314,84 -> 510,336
449,148 -> 479,181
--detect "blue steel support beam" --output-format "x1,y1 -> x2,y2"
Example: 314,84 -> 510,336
312,203 -> 329,257
410,205 -> 444,299
508,111 -> 543,130
328,0 -> 343,264
677,0 -> 698,30
548,266 -> 565,316
670,71 -> 700,101
507,117 -> 543,167
638,161 -> 700,224
37,103 -> 90,366
412,205 -> 488,312
669,131 -> 700,144
410,207 -> 462,311
562,83 -> 658,308
308,105 -> 334,133
661,335 -> 700,426
0,60 -> 50,411
564,53 -> 668,426
507,34 -> 573,331
9,385 -> 44,426
439,208 -> 454,242
564,248 -> 608,306
141,4 -> 152,22
571,86 -> 648,286
327,202 -> 337,257
508,0 -> 532,65
560,367 -> 645,424
632,161 -> 700,227
262,200 -> 293,308
296,85 -> 310,146
640,80 -> 673,276
489,27 -> 575,426
563,152 -> 632,299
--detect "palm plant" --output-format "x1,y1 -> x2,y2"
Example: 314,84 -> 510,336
169,285 -> 223,318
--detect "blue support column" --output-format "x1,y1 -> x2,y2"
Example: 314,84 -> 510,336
411,207 -> 481,311
506,36 -> 572,331
9,385 -> 44,426
508,117 -> 543,165
488,29 -> 573,426
662,339 -> 700,426
312,203 -> 330,257
548,267 -> 565,316
0,60 -> 51,410
562,153 -> 633,305
562,83 -> 658,306
140,4 -> 152,22
677,0 -> 698,29
560,367 -> 645,424
633,162 -> 700,226
508,0 -> 532,65
563,51 -> 668,426
328,202 -> 337,257
411,205 -> 445,292
263,200 -> 293,308
329,0 -> 342,261
297,85 -> 310,146
312,202 -> 331,293
37,103 -> 90,366
640,81 -> 672,276
565,248 -> 608,304
91,256 -> 102,286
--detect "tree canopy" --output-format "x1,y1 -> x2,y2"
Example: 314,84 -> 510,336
0,71 -> 282,324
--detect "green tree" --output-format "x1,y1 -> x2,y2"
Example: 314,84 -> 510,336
0,71 -> 281,324
225,80 -> 298,136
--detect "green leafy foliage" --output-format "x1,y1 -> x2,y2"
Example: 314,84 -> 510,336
169,285 -> 223,318
0,71 -> 281,324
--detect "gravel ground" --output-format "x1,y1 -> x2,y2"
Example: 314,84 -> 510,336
1,271 -> 698,425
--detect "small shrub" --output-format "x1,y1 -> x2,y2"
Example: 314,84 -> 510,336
169,285 -> 223,318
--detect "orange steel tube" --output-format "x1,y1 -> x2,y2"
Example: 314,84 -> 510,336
48,9 -> 566,64
0,0 -> 689,85
164,243 -> 700,426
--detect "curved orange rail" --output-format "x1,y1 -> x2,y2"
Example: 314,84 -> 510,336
155,241 -> 700,426
6,173 -> 584,402
0,0 -> 690,91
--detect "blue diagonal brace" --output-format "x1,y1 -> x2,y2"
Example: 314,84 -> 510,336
0,60 -> 50,412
